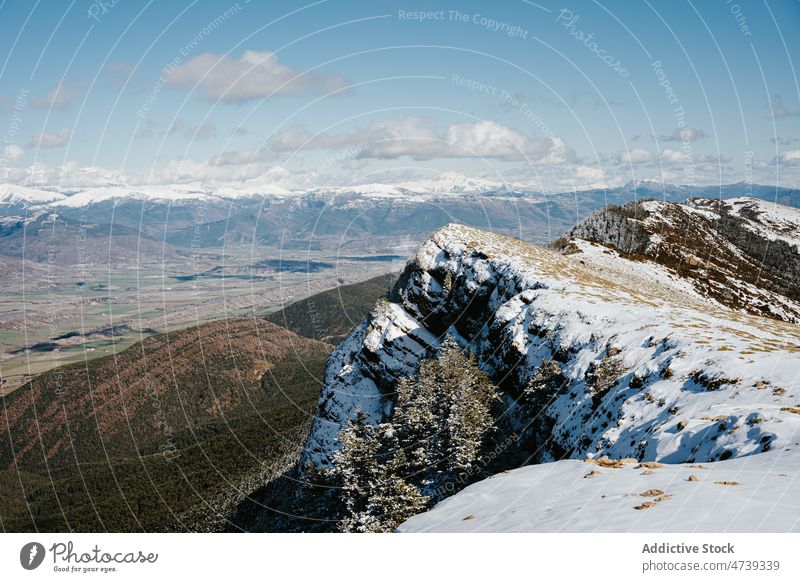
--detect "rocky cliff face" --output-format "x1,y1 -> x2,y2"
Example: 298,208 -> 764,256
302,205 -> 800,472
557,197 -> 800,322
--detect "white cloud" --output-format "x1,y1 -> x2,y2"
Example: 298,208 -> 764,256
557,165 -> 607,189
2,158 -> 289,189
619,147 -> 655,164
164,50 -> 348,102
573,165 -> 604,182
3,155 -> 798,194
617,146 -> 729,172
154,158 -> 288,184
3,144 -> 24,160
27,128 -> 70,149
777,150 -> 800,165
271,117 -> 573,163
660,126 -> 706,142
660,148 -> 693,164
2,162 -> 127,188
32,82 -> 75,109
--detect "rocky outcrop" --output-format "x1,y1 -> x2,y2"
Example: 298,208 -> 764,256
303,219 -> 800,470
555,197 -> 800,322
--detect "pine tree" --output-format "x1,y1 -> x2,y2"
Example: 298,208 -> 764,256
391,337 -> 499,495
390,375 -> 437,484
333,415 -> 429,532
332,410 -> 384,532
436,339 -> 499,479
330,338 -> 500,530
360,450 -> 428,532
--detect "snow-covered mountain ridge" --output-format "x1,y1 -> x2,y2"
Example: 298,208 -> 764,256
0,174 -> 515,209
558,197 -> 800,322
0,184 -> 65,205
303,208 -> 800,480
2,179 -> 799,209
691,196 -> 800,250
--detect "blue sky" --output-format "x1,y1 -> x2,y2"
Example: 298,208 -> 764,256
1,0 -> 799,191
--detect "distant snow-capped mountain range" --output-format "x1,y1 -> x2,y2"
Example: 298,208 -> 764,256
3,177 -> 799,265
0,173 -> 520,208
2,175 -> 798,210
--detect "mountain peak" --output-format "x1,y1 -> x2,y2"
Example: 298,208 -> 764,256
300,216 -> 800,475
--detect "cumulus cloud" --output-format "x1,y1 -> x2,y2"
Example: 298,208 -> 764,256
1,153 -> 791,193
659,126 -> 707,142
770,94 -> 798,119
32,82 -> 75,109
27,128 -> 70,149
559,165 -> 606,189
154,158 -> 288,184
619,147 -> 655,164
776,150 -> 800,166
618,146 -> 725,166
3,144 -> 24,160
270,117 -> 573,163
573,165 -> 604,182
4,156 -> 288,187
164,50 -> 348,102
660,148 -> 693,164
2,162 -> 128,188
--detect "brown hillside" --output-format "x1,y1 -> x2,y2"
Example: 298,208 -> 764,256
0,318 -> 331,471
